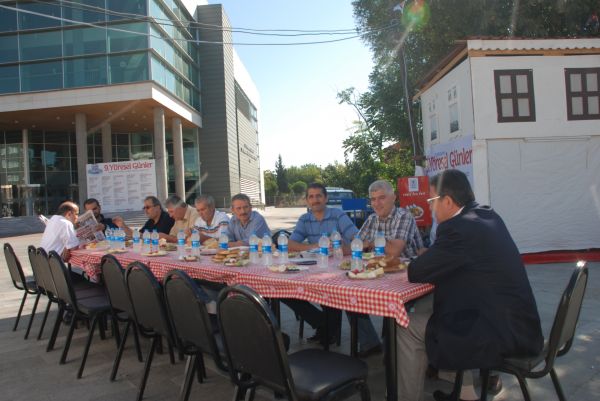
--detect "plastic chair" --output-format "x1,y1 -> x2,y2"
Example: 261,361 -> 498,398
163,269 -> 228,401
4,243 -> 40,338
47,251 -> 112,378
125,261 -> 176,401
480,262 -> 589,401
28,246 -> 59,341
217,284 -> 371,401
100,255 -> 143,381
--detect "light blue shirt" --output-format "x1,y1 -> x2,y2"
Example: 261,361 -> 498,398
228,210 -> 270,244
290,207 -> 358,245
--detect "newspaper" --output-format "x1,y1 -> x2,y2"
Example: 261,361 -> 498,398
76,210 -> 106,245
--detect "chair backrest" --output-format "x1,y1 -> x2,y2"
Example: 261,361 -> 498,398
125,261 -> 172,339
4,243 -> 27,290
28,245 -> 47,292
48,251 -> 78,309
217,285 -> 295,397
36,248 -> 59,297
163,269 -> 225,369
545,262 -> 589,369
101,255 -> 134,316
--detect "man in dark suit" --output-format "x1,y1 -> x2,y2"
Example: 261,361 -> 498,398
397,169 -> 543,401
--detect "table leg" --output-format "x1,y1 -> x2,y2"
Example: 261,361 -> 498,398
384,317 -> 397,401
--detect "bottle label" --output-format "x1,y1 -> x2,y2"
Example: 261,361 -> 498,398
250,244 -> 258,253
219,242 -> 228,250
144,239 -> 151,245
262,245 -> 272,254
278,244 -> 288,252
178,239 -> 185,246
319,247 -> 328,256
352,250 -> 363,260
191,240 -> 200,248
374,246 -> 385,256
133,238 -> 140,244
151,239 -> 159,245
332,240 -> 341,249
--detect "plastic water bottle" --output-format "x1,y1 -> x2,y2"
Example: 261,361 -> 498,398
118,228 -> 126,250
151,229 -> 159,253
351,236 -> 364,271
331,229 -> 343,262
374,231 -> 386,257
278,232 -> 288,264
218,231 -> 229,250
262,233 -> 273,266
142,230 -> 151,254
249,231 -> 259,264
132,229 -> 141,252
106,228 -> 113,249
191,229 -> 200,257
318,233 -> 330,268
177,229 -> 186,258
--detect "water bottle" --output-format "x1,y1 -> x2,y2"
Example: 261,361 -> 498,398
151,229 -> 159,253
262,233 -> 272,266
142,230 -> 151,253
218,231 -> 229,250
191,229 -> 200,257
278,232 -> 288,264
119,228 -> 126,250
318,232 -> 330,268
177,229 -> 186,258
374,231 -> 386,257
351,236 -> 364,271
106,228 -> 113,249
331,229 -> 343,262
249,231 -> 259,264
132,229 -> 141,252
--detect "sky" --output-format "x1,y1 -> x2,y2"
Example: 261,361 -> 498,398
207,0 -> 375,172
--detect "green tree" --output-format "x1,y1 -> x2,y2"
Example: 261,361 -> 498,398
287,164 -> 323,185
274,154 -> 289,193
291,180 -> 307,195
263,170 -> 278,199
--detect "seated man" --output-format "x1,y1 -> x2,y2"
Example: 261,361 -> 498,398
228,193 -> 270,246
193,194 -> 230,243
40,201 -> 80,262
285,183 -> 358,344
83,198 -> 117,234
398,169 -> 543,401
113,196 -> 175,237
161,195 -> 199,243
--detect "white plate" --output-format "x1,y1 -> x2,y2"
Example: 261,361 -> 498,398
268,265 -> 309,273
141,250 -> 168,257
229,246 -> 250,251
200,248 -> 217,255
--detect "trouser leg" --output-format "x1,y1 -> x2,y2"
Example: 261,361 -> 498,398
347,313 -> 381,351
281,299 -> 324,329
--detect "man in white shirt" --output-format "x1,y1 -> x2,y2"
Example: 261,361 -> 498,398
40,201 -> 80,262
193,194 -> 230,243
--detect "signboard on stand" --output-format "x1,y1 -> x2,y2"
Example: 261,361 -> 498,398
86,160 -> 157,213
425,135 -> 474,186
397,176 -> 431,227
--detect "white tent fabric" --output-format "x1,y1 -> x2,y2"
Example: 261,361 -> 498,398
487,136 -> 600,253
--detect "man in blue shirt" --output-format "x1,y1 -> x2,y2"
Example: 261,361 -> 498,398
228,193 -> 270,246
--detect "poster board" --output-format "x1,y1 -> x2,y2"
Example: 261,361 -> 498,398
397,176 -> 431,227
424,135 -> 474,186
86,160 -> 157,213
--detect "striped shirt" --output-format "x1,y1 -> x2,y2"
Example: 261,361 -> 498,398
194,210 -> 230,239
290,207 -> 358,245
358,207 -> 423,258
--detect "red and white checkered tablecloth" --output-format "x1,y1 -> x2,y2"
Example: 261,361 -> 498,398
70,249 -> 433,327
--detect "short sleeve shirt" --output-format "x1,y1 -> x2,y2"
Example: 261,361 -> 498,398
358,207 -> 423,258
194,210 -> 230,239
169,206 -> 199,236
40,215 -> 80,255
290,207 -> 358,245
141,210 -> 175,234
228,210 -> 270,245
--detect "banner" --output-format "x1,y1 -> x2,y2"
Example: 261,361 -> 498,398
397,176 -> 431,227
86,160 -> 157,213
425,135 -> 474,186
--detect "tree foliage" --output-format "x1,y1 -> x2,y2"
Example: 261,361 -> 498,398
274,154 -> 289,193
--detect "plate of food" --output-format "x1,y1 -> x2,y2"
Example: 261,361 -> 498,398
203,238 -> 219,249
224,258 -> 249,267
160,243 -> 178,252
200,248 -> 217,255
141,250 -> 168,257
86,241 -> 109,250
268,264 -> 309,273
347,267 -> 384,279
339,260 -> 352,270
211,248 -> 247,264
106,248 -> 128,254
365,256 -> 409,273
178,255 -> 199,262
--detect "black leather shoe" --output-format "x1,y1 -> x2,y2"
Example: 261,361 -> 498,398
356,344 -> 383,358
307,329 -> 335,345
433,390 -> 479,401
486,374 -> 502,395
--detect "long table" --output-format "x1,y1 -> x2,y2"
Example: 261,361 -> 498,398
70,248 -> 434,401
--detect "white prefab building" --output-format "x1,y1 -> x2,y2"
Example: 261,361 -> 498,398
415,38 -> 600,253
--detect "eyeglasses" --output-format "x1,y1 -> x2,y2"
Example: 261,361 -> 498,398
426,196 -> 441,205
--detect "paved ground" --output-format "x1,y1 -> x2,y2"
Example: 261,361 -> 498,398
1,207 -> 599,401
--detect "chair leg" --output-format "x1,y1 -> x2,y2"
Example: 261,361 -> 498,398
131,321 -> 143,362
111,312 -> 121,348
167,338 -> 176,365
24,293 -> 41,339
232,385 -> 245,401
60,315 -> 78,364
550,368 -> 567,401
451,371 -> 464,401
515,373 -> 532,401
197,353 -> 207,380
350,314 -> 358,357
98,315 -> 106,340
480,369 -> 490,401
245,386 -> 256,401
37,299 -> 52,340
13,292 -> 28,331
137,336 -> 158,401
359,382 -> 371,401
110,320 -> 131,381
77,314 -> 99,378
179,354 -> 197,401
298,316 -> 304,338
47,306 -> 65,352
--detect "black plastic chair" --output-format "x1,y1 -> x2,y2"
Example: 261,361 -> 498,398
480,262 -> 589,401
217,284 -> 371,401
125,261 -> 176,401
4,243 -> 40,338
163,269 -> 228,401
100,254 -> 144,381
47,251 -> 112,378
29,246 -> 61,341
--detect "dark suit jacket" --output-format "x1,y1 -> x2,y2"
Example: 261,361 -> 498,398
408,202 -> 543,370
